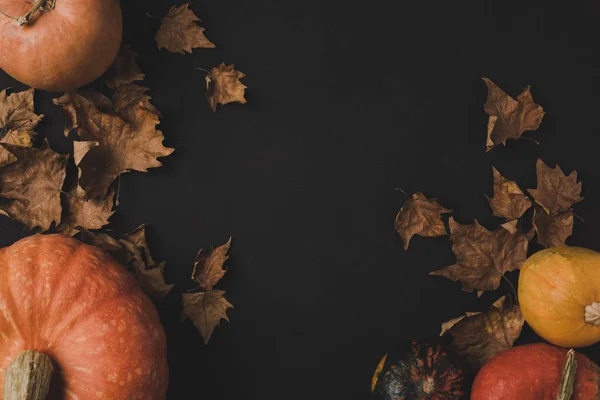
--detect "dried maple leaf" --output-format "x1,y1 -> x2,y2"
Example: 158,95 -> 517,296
0,140 -> 67,231
112,84 -> 162,124
79,230 -> 130,265
394,192 -> 450,250
54,91 -> 173,198
528,159 -> 583,215
0,88 -> 44,166
483,78 -> 545,151
430,218 -> 529,294
487,167 -> 532,220
156,3 -> 215,54
192,237 -> 232,291
441,296 -> 524,371
533,205 -> 574,248
181,290 -> 233,344
105,44 -> 145,89
57,186 -> 114,236
206,63 -> 247,112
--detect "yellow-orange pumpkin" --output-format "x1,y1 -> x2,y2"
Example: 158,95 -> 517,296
0,234 -> 168,399
0,0 -> 122,91
518,246 -> 600,348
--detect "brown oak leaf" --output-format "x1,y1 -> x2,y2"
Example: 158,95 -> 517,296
533,205 -> 574,248
206,63 -> 247,112
156,3 -> 215,54
57,186 -> 115,236
0,88 -> 44,166
487,167 -> 532,220
53,91 -> 173,198
0,140 -> 67,231
440,296 -> 524,371
430,218 -> 529,294
192,237 -> 232,291
483,78 -> 544,151
394,192 -> 450,250
528,159 -> 583,215
105,44 -> 145,89
181,290 -> 233,344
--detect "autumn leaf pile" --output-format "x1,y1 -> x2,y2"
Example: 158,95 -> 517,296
394,78 -> 584,372
0,2 -> 246,344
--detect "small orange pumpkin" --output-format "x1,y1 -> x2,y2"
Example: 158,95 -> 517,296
518,246 -> 600,348
0,234 -> 168,399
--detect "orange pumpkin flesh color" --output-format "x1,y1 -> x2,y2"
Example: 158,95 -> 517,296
0,235 -> 168,399
471,343 -> 600,400
518,246 -> 600,348
0,0 -> 122,91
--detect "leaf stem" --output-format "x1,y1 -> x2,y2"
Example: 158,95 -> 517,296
502,275 -> 518,304
195,67 -> 210,74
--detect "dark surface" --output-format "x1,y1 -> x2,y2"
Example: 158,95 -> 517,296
1,0 -> 600,398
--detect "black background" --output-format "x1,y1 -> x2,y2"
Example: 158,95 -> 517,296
2,0 -> 600,399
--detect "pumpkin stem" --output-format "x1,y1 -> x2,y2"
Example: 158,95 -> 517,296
0,0 -> 55,26
556,349 -> 577,400
3,350 -> 54,400
585,302 -> 600,326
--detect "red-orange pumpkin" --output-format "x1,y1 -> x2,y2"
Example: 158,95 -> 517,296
0,0 -> 122,91
0,234 -> 168,399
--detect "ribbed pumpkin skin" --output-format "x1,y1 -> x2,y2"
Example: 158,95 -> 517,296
471,343 -> 600,400
0,0 -> 122,91
518,246 -> 600,348
0,235 -> 168,399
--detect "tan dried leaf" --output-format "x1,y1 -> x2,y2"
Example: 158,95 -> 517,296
439,312 -> 481,336
0,140 -> 67,231
533,206 -> 574,248
181,290 -> 233,344
53,91 -> 173,198
192,237 -> 232,291
206,63 -> 247,112
394,192 -> 450,250
430,218 -> 529,293
112,84 -> 162,124
483,78 -> 545,151
105,44 -> 145,89
156,3 -> 215,54
57,186 -> 115,236
442,296 -> 524,371
487,167 -> 532,219
79,230 -> 130,266
0,88 -> 43,166
528,158 -> 583,215
73,141 -> 99,166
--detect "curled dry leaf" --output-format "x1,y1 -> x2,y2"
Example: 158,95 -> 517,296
206,63 -> 248,112
79,230 -> 130,265
430,217 -> 529,294
441,295 -> 524,371
533,205 -> 574,248
394,192 -> 450,250
487,167 -> 532,220
483,78 -> 545,151
57,187 -> 115,236
53,89 -> 173,199
192,237 -> 232,291
0,88 -> 44,166
156,3 -> 215,54
0,140 -> 67,231
528,158 -> 583,215
105,44 -> 145,89
181,290 -> 233,345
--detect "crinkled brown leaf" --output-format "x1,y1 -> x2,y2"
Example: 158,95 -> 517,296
206,63 -> 247,112
528,159 -> 583,215
430,218 -> 529,294
105,44 -> 145,89
483,78 -> 544,151
181,290 -> 233,344
156,3 -> 215,54
533,205 -> 574,248
57,186 -> 115,236
394,192 -> 450,250
192,237 -> 232,291
0,140 -> 67,231
487,167 -> 532,219
441,296 -> 524,371
79,230 -> 130,265
0,88 -> 44,166
112,84 -> 162,123
53,91 -> 173,198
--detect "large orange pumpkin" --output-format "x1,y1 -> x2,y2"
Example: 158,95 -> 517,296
0,0 -> 122,91
519,246 -> 600,348
0,234 -> 168,399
